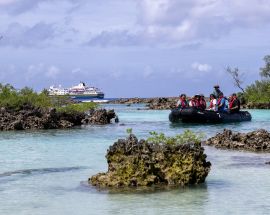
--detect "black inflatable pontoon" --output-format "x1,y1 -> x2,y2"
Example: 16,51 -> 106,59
169,107 -> 252,123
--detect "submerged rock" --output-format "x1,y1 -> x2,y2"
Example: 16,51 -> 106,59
205,129 -> 270,152
89,134 -> 211,188
0,106 -> 118,131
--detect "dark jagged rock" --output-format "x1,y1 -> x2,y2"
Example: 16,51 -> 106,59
244,102 -> 270,109
82,109 -> 117,125
108,97 -> 178,110
89,134 -> 211,188
205,129 -> 270,152
0,106 -> 118,131
147,97 -> 176,110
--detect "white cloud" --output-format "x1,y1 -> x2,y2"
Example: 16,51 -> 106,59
0,22 -> 57,47
26,64 -> 60,80
135,0 -> 270,45
84,0 -> 270,47
26,63 -> 44,80
0,0 -> 80,14
0,0 -> 15,6
46,66 -> 60,79
191,62 -> 212,72
1,0 -> 270,47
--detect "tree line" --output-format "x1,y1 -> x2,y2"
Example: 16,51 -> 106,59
227,55 -> 270,104
0,84 -> 97,112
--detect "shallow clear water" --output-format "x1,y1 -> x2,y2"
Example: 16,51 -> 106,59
0,104 -> 270,215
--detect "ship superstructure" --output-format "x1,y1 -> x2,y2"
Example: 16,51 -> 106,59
48,82 -> 104,99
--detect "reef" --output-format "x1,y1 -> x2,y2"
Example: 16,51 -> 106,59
147,97 -> 176,110
108,97 -> 178,110
205,129 -> 270,152
0,105 -> 118,131
82,109 -> 117,125
89,134 -> 211,188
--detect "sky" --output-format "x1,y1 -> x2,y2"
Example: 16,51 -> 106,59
0,0 -> 270,97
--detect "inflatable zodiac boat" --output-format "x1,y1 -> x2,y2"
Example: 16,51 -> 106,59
169,107 -> 252,123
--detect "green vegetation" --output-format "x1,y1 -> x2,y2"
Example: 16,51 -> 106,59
0,84 -> 52,110
56,102 -> 98,114
229,55 -> 270,105
245,80 -> 270,103
243,55 -> 270,104
0,83 -> 98,112
260,55 -> 270,78
146,130 -> 204,145
126,128 -> 133,134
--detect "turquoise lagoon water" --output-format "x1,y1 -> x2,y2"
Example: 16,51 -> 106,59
0,104 -> 270,215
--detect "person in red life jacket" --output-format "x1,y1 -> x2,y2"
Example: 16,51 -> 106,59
189,96 -> 198,108
198,94 -> 206,110
176,94 -> 188,109
229,93 -> 240,113
217,92 -> 227,112
208,94 -> 217,111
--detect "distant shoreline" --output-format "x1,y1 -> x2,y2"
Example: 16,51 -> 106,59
103,97 -> 270,110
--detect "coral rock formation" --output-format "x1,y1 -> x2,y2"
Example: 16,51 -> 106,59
205,129 -> 270,152
89,134 -> 211,188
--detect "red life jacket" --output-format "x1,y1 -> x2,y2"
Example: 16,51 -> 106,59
181,99 -> 187,108
217,96 -> 224,105
229,97 -> 236,109
199,99 -> 206,109
190,100 -> 198,107
178,99 -> 187,108
209,99 -> 214,108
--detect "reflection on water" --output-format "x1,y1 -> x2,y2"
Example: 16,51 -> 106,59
0,105 -> 270,215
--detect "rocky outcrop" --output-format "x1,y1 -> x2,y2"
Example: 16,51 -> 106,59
244,102 -> 270,109
108,97 -> 178,110
147,97 -> 176,110
108,98 -> 152,104
0,105 -> 118,131
205,129 -> 270,152
82,109 -> 117,125
89,134 -> 211,188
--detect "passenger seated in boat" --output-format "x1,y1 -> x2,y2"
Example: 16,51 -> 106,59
213,85 -> 223,98
217,92 -> 227,112
198,94 -> 206,110
229,93 -> 240,113
176,94 -> 188,109
208,94 -> 217,111
189,96 -> 198,108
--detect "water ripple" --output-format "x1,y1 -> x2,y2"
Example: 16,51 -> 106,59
0,166 -> 88,178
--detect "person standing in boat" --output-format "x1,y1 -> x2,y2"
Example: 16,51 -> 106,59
176,94 -> 188,109
208,94 -> 218,111
217,92 -> 227,112
213,85 -> 223,98
229,93 -> 240,113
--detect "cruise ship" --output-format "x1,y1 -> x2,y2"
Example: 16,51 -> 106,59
48,82 -> 104,99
